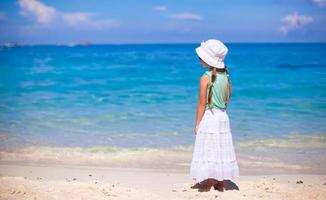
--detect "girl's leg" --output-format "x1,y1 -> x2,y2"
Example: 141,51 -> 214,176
198,178 -> 214,192
221,179 -> 226,189
214,180 -> 225,192
207,178 -> 214,189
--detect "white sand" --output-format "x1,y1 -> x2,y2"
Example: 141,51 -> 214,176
1,162 -> 325,200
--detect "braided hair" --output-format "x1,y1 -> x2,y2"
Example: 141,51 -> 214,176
207,67 -> 216,108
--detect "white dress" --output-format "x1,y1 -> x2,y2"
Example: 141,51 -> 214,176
190,107 -> 240,182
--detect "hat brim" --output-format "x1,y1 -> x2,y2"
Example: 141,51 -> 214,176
195,46 -> 225,69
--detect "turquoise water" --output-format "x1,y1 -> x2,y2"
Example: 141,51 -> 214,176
0,43 -> 325,150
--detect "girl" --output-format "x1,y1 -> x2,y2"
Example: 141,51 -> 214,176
190,39 -> 240,192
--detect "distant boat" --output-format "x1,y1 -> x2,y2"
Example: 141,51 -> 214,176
2,42 -> 22,48
65,41 -> 92,47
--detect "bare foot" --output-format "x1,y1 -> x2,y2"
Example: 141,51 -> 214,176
214,180 -> 225,192
190,182 -> 201,189
199,179 -> 214,192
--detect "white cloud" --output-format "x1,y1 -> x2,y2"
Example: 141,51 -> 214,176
280,12 -> 313,34
18,0 -> 56,25
18,0 -> 119,29
62,12 -> 119,29
169,12 -> 203,21
153,5 -> 168,12
312,0 -> 326,7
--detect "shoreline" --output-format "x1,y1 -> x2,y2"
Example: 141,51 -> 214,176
1,134 -> 325,199
1,136 -> 325,175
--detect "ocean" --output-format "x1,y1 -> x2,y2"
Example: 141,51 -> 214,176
0,43 -> 325,151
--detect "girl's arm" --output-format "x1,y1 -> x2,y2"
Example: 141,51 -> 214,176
226,78 -> 232,105
194,75 -> 208,134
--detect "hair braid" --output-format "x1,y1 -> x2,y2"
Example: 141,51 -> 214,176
208,67 -> 217,108
225,66 -> 229,75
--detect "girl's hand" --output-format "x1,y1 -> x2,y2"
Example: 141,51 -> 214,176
194,125 -> 199,134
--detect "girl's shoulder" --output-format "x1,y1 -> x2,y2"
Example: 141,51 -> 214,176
203,70 -> 211,77
203,70 -> 229,77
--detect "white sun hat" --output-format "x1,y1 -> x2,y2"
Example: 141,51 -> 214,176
195,39 -> 228,69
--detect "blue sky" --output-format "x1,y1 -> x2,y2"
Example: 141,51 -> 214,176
0,0 -> 325,44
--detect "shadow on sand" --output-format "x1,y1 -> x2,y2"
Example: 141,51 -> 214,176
191,179 -> 239,192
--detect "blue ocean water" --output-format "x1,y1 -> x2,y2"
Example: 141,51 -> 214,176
0,43 -> 325,150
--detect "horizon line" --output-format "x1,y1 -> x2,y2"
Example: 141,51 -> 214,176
2,41 -> 326,46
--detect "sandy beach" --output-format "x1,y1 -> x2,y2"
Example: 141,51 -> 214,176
0,162 -> 325,200
0,142 -> 325,200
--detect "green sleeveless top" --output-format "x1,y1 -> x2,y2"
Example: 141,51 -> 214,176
203,70 -> 230,110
